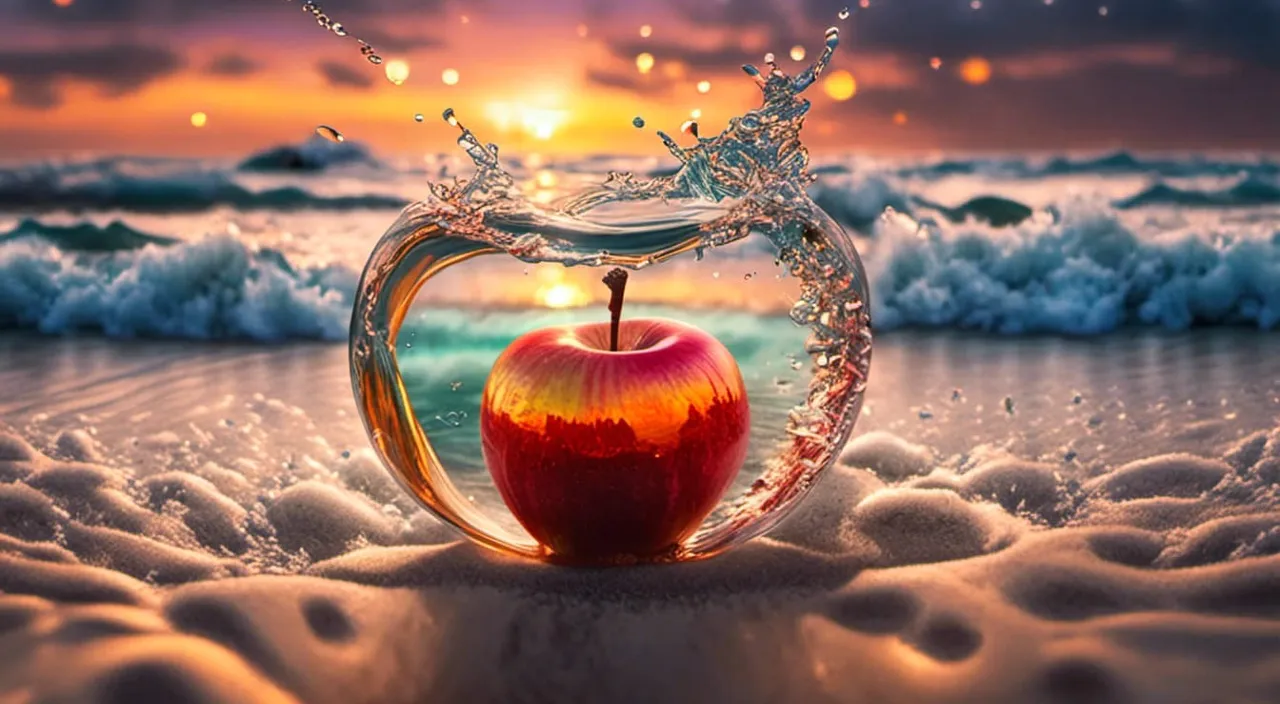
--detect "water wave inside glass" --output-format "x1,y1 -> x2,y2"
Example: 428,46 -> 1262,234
350,20 -> 872,563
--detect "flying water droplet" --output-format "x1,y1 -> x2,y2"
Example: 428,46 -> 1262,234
838,7 -> 850,19
414,113 -> 424,123
632,116 -> 646,128
315,125 -> 344,143
824,27 -> 840,49
681,120 -> 699,138
450,381 -> 463,391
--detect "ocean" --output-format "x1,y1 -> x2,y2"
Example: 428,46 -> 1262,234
2,139 -> 1280,702
0,136 -> 1277,545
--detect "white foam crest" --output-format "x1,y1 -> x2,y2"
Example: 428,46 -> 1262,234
0,235 -> 355,341
868,200 -> 1280,333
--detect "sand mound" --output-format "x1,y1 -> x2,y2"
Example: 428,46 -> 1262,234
0,425 -> 1279,703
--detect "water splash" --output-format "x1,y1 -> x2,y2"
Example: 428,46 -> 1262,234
291,0 -> 383,65
351,17 -> 870,561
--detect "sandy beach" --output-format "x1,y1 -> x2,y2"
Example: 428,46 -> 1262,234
1,329 -> 1278,702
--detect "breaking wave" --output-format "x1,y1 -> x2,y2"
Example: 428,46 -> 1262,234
870,202 -> 1280,334
0,233 -> 356,341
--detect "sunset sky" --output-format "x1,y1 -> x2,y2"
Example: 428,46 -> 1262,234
0,0 -> 1276,158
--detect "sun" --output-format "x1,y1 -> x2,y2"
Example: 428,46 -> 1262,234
538,283 -> 589,309
533,267 -> 589,309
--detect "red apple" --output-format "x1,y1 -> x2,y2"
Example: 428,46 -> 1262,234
480,270 -> 749,563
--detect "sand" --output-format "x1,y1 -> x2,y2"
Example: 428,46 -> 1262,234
1,332 -> 1279,702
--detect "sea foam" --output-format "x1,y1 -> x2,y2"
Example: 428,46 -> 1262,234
0,234 -> 354,341
870,202 -> 1280,334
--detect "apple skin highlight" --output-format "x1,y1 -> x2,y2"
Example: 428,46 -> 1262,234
480,318 -> 750,562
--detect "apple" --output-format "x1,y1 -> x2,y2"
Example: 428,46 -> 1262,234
480,269 -> 750,563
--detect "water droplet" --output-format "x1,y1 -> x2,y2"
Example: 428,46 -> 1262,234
414,113 -> 425,123
743,272 -> 755,280
331,22 -> 347,36
314,124 -> 344,143
1072,393 -> 1084,405
450,381 -> 463,391
838,6 -> 850,19
824,26 -> 840,48
632,116 -> 646,128
1003,396 -> 1015,414
1063,449 -> 1078,462
764,52 -> 776,65
952,388 -> 963,402
681,120 -> 700,138
367,54 -> 384,65
443,108 -> 458,127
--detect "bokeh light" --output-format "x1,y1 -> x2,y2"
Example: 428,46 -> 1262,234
636,52 -> 655,74
385,59 -> 411,85
790,46 -> 807,62
441,68 -> 459,86
639,24 -> 653,38
823,70 -> 857,101
697,80 -> 711,94
893,111 -> 909,126
190,112 -> 208,128
959,57 -> 992,85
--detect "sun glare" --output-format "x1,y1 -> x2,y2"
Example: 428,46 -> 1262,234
484,102 -> 568,141
534,267 -> 590,309
539,283 -> 589,309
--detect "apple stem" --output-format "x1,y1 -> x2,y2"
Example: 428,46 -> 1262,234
603,267 -> 629,352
